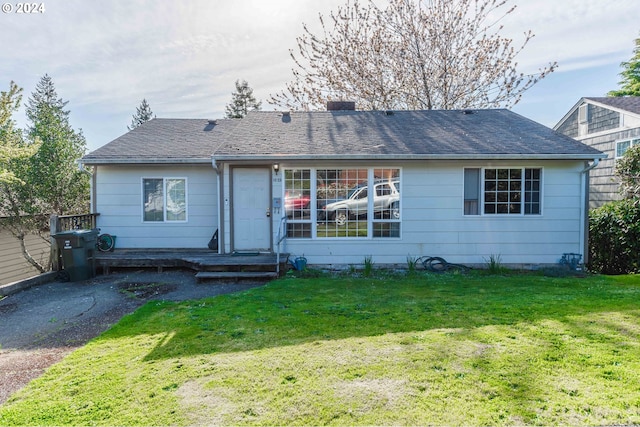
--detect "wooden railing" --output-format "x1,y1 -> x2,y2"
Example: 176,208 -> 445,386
49,213 -> 100,270
51,213 -> 100,234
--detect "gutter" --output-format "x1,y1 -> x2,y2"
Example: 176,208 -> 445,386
79,153 -> 607,165
581,158 -> 600,173
211,153 -> 607,162
79,158 -> 212,166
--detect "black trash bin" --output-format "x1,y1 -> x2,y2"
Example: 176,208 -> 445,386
53,229 -> 99,281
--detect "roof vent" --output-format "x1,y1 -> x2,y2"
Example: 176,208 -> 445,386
384,110 -> 394,116
578,104 -> 589,124
462,110 -> 474,115
282,111 -> 290,117
327,101 -> 356,111
208,119 -> 217,125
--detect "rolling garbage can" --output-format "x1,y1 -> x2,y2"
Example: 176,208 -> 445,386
53,229 -> 99,281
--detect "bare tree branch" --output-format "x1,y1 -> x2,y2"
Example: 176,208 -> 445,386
269,0 -> 556,111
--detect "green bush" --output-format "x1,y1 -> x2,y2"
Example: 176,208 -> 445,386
589,199 -> 640,274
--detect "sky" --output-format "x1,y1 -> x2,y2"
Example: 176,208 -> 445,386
1,0 -> 638,152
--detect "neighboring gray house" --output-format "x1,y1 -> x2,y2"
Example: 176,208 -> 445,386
81,106 -> 604,268
554,97 -> 640,207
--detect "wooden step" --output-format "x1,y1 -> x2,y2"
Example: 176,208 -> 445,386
195,271 -> 278,283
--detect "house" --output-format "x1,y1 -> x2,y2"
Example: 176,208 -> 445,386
554,97 -> 640,208
80,105 -> 604,269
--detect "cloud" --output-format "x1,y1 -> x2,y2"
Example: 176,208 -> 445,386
1,0 -> 638,149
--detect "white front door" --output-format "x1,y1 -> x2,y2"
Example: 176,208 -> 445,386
232,168 -> 271,251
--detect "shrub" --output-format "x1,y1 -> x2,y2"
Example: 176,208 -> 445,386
589,199 -> 640,274
615,143 -> 640,199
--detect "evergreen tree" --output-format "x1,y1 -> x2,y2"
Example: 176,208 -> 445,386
608,34 -> 640,97
128,98 -> 155,130
25,74 -> 89,216
225,80 -> 261,119
0,81 -> 35,185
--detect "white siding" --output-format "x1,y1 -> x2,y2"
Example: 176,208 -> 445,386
95,165 -> 218,248
276,160 -> 586,268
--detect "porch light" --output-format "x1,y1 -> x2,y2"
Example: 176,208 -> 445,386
273,163 -> 280,175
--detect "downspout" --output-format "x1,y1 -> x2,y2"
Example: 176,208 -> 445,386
212,158 -> 223,254
580,158 -> 600,265
77,160 -> 96,214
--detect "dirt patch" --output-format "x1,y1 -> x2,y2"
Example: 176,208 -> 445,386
117,282 -> 178,299
0,348 -> 73,404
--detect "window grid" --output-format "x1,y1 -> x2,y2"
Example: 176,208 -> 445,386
467,168 -> 541,216
283,168 -> 401,239
371,168 -> 401,237
484,168 -> 522,214
317,168 -> 369,238
284,169 -> 312,238
524,169 -> 541,215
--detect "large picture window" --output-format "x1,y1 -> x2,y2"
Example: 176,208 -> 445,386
283,168 -> 401,238
464,168 -> 541,216
317,168 -> 369,237
143,178 -> 187,222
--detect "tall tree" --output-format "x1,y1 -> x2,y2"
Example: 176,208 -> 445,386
0,81 -> 36,185
0,74 -> 90,272
25,74 -> 89,217
0,81 -> 43,272
269,0 -> 556,111
128,98 -> 155,130
225,80 -> 262,118
608,34 -> 640,97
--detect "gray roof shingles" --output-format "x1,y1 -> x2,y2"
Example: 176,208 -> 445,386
82,109 -> 603,163
584,96 -> 640,115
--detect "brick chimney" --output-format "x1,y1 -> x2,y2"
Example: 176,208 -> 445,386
327,101 -> 356,111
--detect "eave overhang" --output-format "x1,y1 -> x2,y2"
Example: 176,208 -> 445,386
212,153 -> 607,162
80,157 -> 212,166
81,152 -> 607,166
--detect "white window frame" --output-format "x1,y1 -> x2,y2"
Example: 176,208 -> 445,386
463,167 -> 543,216
282,167 -> 402,239
141,177 -> 188,223
615,138 -> 639,159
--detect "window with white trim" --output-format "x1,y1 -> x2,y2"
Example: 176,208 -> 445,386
464,168 -> 541,215
143,178 -> 187,222
283,168 -> 401,238
616,138 -> 639,159
284,169 -> 312,238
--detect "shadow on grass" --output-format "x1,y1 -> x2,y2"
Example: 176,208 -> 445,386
95,272 -> 640,362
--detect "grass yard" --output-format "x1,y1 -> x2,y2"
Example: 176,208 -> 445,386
1,271 -> 640,425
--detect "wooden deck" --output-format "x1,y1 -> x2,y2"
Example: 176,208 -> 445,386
95,249 -> 290,282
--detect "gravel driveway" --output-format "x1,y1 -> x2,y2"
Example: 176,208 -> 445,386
0,270 -> 265,405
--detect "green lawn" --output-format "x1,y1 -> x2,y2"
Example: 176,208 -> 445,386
1,271 -> 640,426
